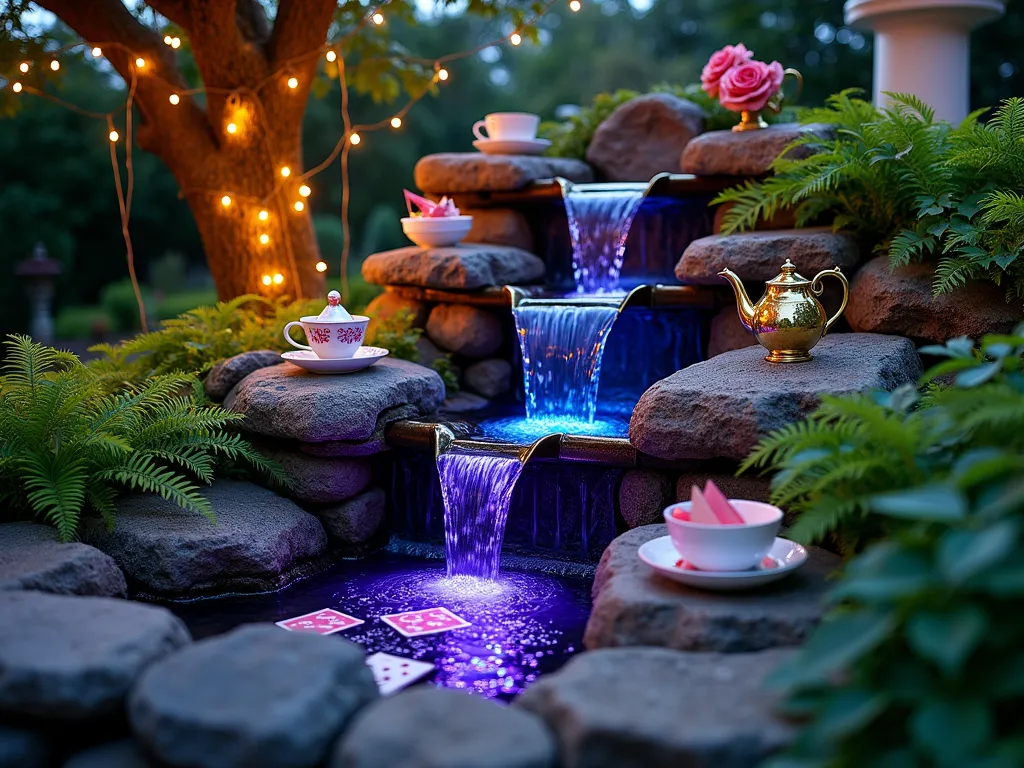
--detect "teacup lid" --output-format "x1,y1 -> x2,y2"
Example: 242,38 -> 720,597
317,291 -> 353,321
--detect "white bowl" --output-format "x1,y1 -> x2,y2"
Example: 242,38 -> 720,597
663,500 -> 783,572
401,215 -> 473,248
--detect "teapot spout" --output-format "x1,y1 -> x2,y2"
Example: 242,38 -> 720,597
718,268 -> 756,332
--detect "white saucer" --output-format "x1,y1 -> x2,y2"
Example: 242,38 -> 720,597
281,347 -> 389,374
473,138 -> 551,156
638,535 -> 807,592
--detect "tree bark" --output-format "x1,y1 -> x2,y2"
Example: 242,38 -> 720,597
36,0 -> 336,300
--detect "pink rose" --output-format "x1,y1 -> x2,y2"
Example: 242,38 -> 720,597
718,60 -> 785,113
701,44 -> 754,98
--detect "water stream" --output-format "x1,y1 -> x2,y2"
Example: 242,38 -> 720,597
564,188 -> 645,295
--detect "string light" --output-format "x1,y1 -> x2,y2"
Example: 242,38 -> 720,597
163,35 -> 173,45
272,273 -> 284,285
298,184 -> 311,197
280,166 -> 291,178
221,195 -> 232,207
510,32 -> 522,45
12,82 -> 23,93
19,62 -> 29,73
169,93 -> 180,105
437,67 -> 449,81
171,37 -> 181,49
50,60 -> 60,71
294,201 -> 305,212
372,12 -> 385,25
91,47 -> 102,57
258,209 -> 269,221
326,50 -> 337,62
135,57 -> 146,68
286,76 -> 298,89
261,275 -> 272,286
259,233 -> 270,245
226,122 -> 238,134
108,129 -> 119,142
316,261 -> 328,272
390,116 -> 402,129
569,0 -> 581,10
349,132 -> 361,145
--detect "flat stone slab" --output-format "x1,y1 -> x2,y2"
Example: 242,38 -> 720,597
630,334 -> 921,461
585,525 -> 840,652
80,481 -> 327,597
264,449 -> 372,504
64,739 -> 156,768
681,122 -> 834,177
425,304 -> 503,358
847,255 -> 1024,343
225,358 -> 444,443
362,244 -> 545,290
516,646 -> 795,767
0,522 -> 126,598
333,687 -> 556,768
676,227 -> 860,285
130,625 -> 378,768
415,153 -> 593,194
204,350 -> 282,402
0,591 -> 189,721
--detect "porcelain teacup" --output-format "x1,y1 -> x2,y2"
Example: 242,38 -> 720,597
472,112 -> 540,141
663,500 -> 783,572
283,315 -> 369,360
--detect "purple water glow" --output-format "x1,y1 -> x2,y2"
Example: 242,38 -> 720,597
564,188 -> 644,295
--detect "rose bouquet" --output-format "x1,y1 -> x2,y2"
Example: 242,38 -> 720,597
701,44 -> 800,132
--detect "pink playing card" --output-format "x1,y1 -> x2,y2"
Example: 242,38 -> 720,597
704,480 -> 745,525
689,485 -> 720,525
276,608 -> 364,635
366,652 -> 435,695
380,607 -> 471,638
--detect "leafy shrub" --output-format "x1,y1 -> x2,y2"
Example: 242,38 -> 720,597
149,251 -> 189,295
760,331 -> 1024,767
714,91 -> 1024,300
0,335 -> 282,541
100,278 -> 154,332
154,288 -> 219,321
54,305 -> 111,340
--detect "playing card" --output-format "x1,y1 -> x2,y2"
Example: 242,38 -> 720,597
276,608 -> 364,635
380,607 -> 471,638
366,652 -> 436,695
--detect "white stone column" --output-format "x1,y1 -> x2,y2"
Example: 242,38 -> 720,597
845,0 -> 1005,122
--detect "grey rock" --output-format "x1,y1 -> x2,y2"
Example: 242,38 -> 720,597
426,304 -> 503,358
266,449 -> 372,504
439,392 -> 491,412
225,359 -> 445,443
414,336 -> 447,370
584,525 -> 839,652
130,624 -> 378,768
204,350 -> 282,402
587,93 -> 704,182
707,305 -> 758,357
675,472 -> 772,504
0,724 -> 52,768
629,334 -> 922,461
680,122 -> 835,177
465,208 -> 535,251
714,200 -> 797,233
415,153 -> 593,194
315,487 -> 386,544
362,244 -> 545,290
516,646 -> 795,768
334,687 -> 555,768
847,255 -> 1024,343
0,522 -> 126,598
63,739 -> 156,768
463,358 -> 512,398
364,291 -> 429,328
80,481 -> 327,597
617,470 -> 673,529
298,404 -> 415,458
676,228 -> 860,285
0,591 -> 189,721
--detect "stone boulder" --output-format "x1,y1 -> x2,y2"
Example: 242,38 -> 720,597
516,646 -> 795,768
130,624 -> 378,768
681,122 -> 835,177
0,724 -> 52,767
587,93 -> 704,182
80,481 -> 328,597
225,359 -> 444,443
676,228 -> 860,285
0,522 -> 126,598
439,392 -> 490,412
675,472 -> 771,504
463,358 -> 513,398
314,487 -> 386,545
706,305 -> 758,357
630,334 -> 922,461
426,304 -> 503,358
362,244 -> 545,291
585,525 -> 839,652
204,350 -> 282,402
364,290 -> 429,328
0,591 -> 189,721
333,687 -> 556,768
415,153 -> 593,195
465,208 -> 535,251
847,256 -> 1024,343
64,739 -> 156,768
264,449 -> 372,504
617,470 -> 673,529
297,404 -> 413,458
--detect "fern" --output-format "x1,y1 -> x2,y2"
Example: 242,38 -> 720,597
0,335 -> 285,541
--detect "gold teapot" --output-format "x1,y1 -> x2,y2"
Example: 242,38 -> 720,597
718,259 -> 849,363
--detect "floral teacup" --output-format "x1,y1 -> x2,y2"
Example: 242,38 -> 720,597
284,315 -> 369,359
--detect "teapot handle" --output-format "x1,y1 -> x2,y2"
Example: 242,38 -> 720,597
811,267 -> 849,336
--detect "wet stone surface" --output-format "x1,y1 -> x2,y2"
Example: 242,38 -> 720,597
363,244 -> 545,291
0,522 -> 127,598
680,122 -> 834,177
415,153 -> 593,194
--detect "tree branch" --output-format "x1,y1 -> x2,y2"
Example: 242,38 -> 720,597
268,0 -> 337,67
145,0 -> 191,30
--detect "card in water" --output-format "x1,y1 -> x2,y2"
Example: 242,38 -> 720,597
380,607 -> 471,638
276,608 -> 364,635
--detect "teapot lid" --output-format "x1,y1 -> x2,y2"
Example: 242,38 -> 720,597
766,259 -> 810,287
316,291 -> 353,321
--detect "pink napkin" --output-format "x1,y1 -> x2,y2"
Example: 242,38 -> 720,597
403,189 -> 460,218
672,480 -> 745,525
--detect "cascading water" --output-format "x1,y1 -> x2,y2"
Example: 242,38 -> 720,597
437,448 -> 525,580
564,187 -> 644,295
